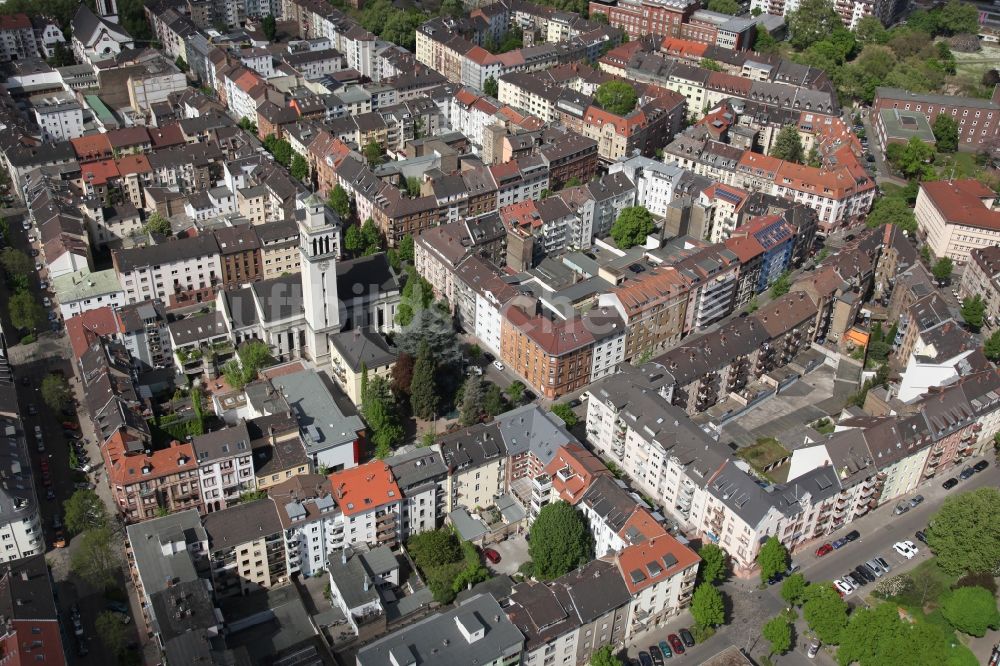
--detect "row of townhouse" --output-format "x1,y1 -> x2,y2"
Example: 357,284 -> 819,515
0,14 -> 65,62
584,360 -> 1000,572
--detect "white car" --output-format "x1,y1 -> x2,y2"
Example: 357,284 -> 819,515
893,541 -> 918,559
33,425 -> 42,439
493,360 -> 505,371
834,579 -> 854,596
41,297 -> 51,307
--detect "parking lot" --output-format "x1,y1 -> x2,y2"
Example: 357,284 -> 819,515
485,533 -> 530,576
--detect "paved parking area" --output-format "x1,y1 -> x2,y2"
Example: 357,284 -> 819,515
486,534 -> 530,576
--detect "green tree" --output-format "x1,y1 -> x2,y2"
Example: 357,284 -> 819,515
47,41 -> 75,67
865,197 -> 916,233
838,601 -> 978,666
700,58 -> 723,71
407,528 -> 462,568
439,0 -> 464,16
933,113 -> 959,152
238,116 -> 257,134
63,489 -> 108,535
762,615 -> 792,655
961,295 -> 986,330
222,340 -> 274,389
769,271 -> 792,298
70,527 -> 122,588
328,184 -> 351,219
787,0 -> 843,49
984,329 -> 1000,362
459,374 -> 485,425
262,14 -> 277,41
364,140 -> 384,166
41,374 -> 71,412
806,143 -> 821,168
690,583 -> 725,628
550,403 -> 578,427
926,487 -> 1000,575
483,383 -> 506,418
410,341 -> 439,420
755,25 -> 778,54
405,176 -> 421,198
175,55 -> 189,73
483,75 -> 499,98
399,234 -> 415,263
770,126 -> 805,164
344,224 -> 363,256
802,582 -> 849,644
589,645 -> 620,666
757,536 -> 789,582
290,153 -> 309,181
396,301 -> 461,366
0,247 -> 31,276
706,0 -> 740,12
507,380 -> 526,404
9,291 -> 43,332
698,543 -> 727,584
360,218 -> 382,255
270,138 -> 292,166
781,572 -> 807,606
855,15 -> 888,43
941,586 -> 1000,636
95,611 -> 127,656
529,501 -> 593,580
363,376 -> 404,457
594,81 -> 638,116
886,136 -> 934,180
932,257 -> 954,282
936,0 -> 979,35
610,206 -> 655,249
144,212 -> 171,236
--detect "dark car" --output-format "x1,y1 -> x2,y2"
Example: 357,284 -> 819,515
668,634 -> 685,654
943,477 -> 959,489
483,548 -> 501,564
649,646 -> 665,666
854,566 -> 875,584
639,652 -> 654,666
658,640 -> 672,658
831,537 -> 848,549
915,530 -> 928,544
568,398 -> 582,408
845,530 -> 861,542
959,467 -> 975,480
974,460 -> 990,472
679,628 -> 695,648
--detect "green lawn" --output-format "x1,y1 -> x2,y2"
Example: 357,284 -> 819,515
874,557 -> 958,609
933,152 -> 979,180
736,437 -> 791,472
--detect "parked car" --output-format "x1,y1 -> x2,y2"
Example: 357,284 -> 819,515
38,281 -> 47,290
959,466 -> 975,480
815,543 -> 833,557
648,646 -> 664,666
658,640 -> 672,658
973,460 -> 990,473
874,555 -> 890,572
667,634 -> 684,655
942,478 -> 958,490
845,530 -> 860,542
909,495 -> 924,507
834,579 -> 854,596
568,398 -> 582,408
52,529 -> 66,548
45,488 -> 55,500
894,503 -> 909,515
915,530 -> 928,544
893,541 -> 918,559
106,601 -> 129,614
639,652 -> 653,666
483,548 -> 501,564
865,559 -> 884,576
61,421 -> 78,431
679,628 -> 694,647
831,537 -> 848,549
843,573 -> 860,589
492,360 -> 505,371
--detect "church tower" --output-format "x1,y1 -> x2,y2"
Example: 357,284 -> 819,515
96,0 -> 119,23
299,193 -> 340,362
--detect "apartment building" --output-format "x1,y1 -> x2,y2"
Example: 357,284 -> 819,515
598,265 -> 690,363
269,474 -> 342,577
103,432 -> 203,522
874,87 -> 1000,150
501,305 -> 595,400
329,328 -> 398,406
0,14 -> 39,61
386,447 -> 447,537
0,557 -> 66,666
440,422 -> 508,513
203,499 -> 286,597
958,246 -> 1000,333
113,235 -> 222,304
192,423 -> 256,513
589,0 -> 699,40
256,219 -> 302,279
329,462 -> 403,550
915,179 -> 1000,266
751,0 -> 905,29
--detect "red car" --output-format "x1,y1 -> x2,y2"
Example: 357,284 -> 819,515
61,422 -> 78,431
668,634 -> 685,655
483,548 -> 501,564
815,543 -> 833,557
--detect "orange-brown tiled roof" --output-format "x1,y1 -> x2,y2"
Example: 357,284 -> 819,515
66,307 -> 119,358
615,531 -> 700,595
70,134 -> 113,161
81,160 -> 120,186
329,461 -> 401,516
920,179 -> 1000,231
104,432 -> 198,487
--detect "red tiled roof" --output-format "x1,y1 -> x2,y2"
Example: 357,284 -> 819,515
615,531 -> 700,595
70,134 -> 113,161
148,124 -> 185,148
104,432 -> 198,487
106,127 -> 151,149
66,307 -> 119,358
116,154 -> 151,176
81,160 -> 120,186
0,14 -> 31,30
545,443 -> 611,505
919,179 -> 1000,231
660,37 -> 707,58
329,461 -> 401,516
724,234 -> 766,263
505,306 -> 595,356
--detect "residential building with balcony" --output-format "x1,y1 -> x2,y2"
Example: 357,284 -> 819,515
104,432 -> 203,522
386,446 -> 447,538
113,234 -> 222,305
496,404 -> 575,512
329,461 -> 403,550
167,311 -> 234,382
117,299 -> 172,370
614,529 -> 699,637
500,304 -> 595,400
192,422 -> 255,513
507,559 -> 633,666
598,264 -> 690,363
440,422 -> 508,513
958,246 -> 1000,333
248,412 -> 312,490
0,556 -> 66,666
0,406 -> 43,562
203,498 -> 286,598
270,473 -> 341,577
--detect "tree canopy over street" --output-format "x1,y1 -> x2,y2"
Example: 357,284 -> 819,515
926,487 -> 1000,575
